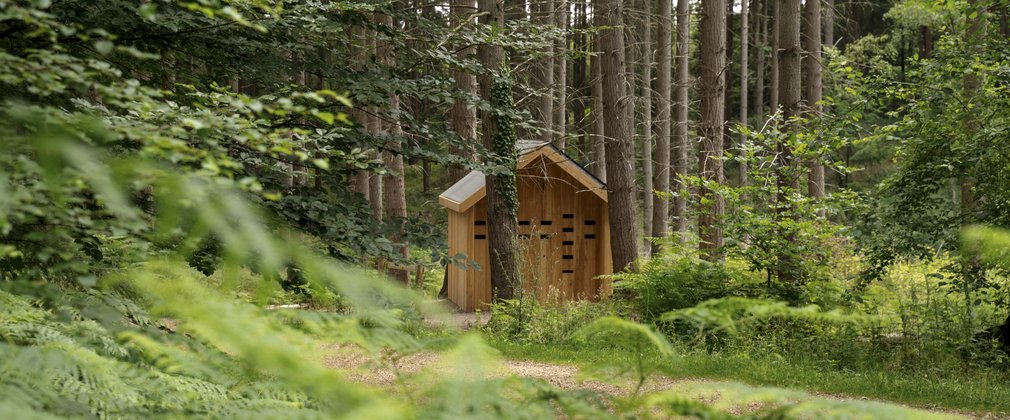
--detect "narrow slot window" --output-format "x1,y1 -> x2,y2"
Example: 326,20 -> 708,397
562,227 -> 574,233
562,270 -> 574,274
540,234 -> 551,240
562,214 -> 575,219
584,234 -> 596,239
518,234 -> 531,239
540,220 -> 553,225
562,255 -> 574,260
562,240 -> 574,246
474,234 -> 486,239
584,220 -> 597,226
474,220 -> 487,226
519,220 -> 531,226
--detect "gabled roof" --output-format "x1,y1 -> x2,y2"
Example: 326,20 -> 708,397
438,141 -> 608,213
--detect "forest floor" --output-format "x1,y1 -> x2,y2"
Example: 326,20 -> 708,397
322,342 -> 986,419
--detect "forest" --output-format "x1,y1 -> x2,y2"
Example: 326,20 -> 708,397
1,0 -> 1010,417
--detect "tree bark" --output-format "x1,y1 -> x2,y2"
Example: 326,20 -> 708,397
673,0 -> 690,236
775,0 -> 802,282
590,34 -> 608,182
770,0 -> 780,111
753,0 -> 765,120
554,0 -> 569,149
639,0 -> 654,253
596,0 -> 640,271
739,0 -> 750,188
804,0 -> 824,208
824,0 -> 834,47
449,0 -> 479,184
534,0 -> 556,144
478,0 -> 519,300
652,0 -> 673,252
379,13 -> 410,284
698,0 -> 727,259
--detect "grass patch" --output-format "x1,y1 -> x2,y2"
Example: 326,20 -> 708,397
489,338 -> 1010,415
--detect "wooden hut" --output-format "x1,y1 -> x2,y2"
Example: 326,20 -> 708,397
438,141 -> 612,311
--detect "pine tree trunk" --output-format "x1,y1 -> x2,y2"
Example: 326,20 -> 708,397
753,0 -> 765,119
596,0 -> 640,271
590,34 -> 608,182
478,0 -> 519,301
673,0 -> 690,236
449,0 -> 479,184
534,0 -> 556,144
698,0 -> 727,259
572,0 -> 589,159
379,13 -> 410,284
739,0 -> 749,188
554,0 -> 569,149
824,0 -> 834,47
652,0 -> 673,252
770,0 -> 780,110
640,0 -> 654,253
775,0 -> 802,282
804,0 -> 824,209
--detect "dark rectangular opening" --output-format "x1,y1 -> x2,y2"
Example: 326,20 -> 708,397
539,234 -> 551,240
518,234 -> 531,239
562,227 -> 574,233
540,220 -> 552,225
474,234 -> 486,239
584,234 -> 596,239
474,220 -> 486,226
562,240 -> 574,246
562,255 -> 574,260
518,220 -> 531,226
584,220 -> 597,226
562,270 -> 574,274
562,214 -> 575,219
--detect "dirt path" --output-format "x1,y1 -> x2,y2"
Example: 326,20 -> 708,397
322,344 -> 988,418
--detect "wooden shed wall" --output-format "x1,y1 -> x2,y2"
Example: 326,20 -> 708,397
446,156 -> 611,311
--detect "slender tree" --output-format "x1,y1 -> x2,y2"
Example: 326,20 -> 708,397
739,0 -> 750,188
534,0 -> 556,143
448,0 -> 479,184
639,0 -> 655,251
673,0 -> 690,235
698,0 -> 727,258
478,0 -> 519,300
378,12 -> 410,283
804,0 -> 825,207
554,0 -> 569,148
652,0 -> 673,252
770,0 -> 780,110
595,0 -> 639,271
775,0 -> 802,281
590,34 -> 607,181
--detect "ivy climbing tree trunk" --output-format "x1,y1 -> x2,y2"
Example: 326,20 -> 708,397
652,0 -> 673,252
596,0 -> 639,272
478,0 -> 519,301
673,0 -> 690,236
698,0 -> 727,259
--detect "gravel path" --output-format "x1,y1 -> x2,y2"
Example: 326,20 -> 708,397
322,344 -> 987,418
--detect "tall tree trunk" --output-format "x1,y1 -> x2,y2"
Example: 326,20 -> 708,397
596,0 -> 640,271
753,0 -> 765,120
478,0 -> 519,300
534,0 -> 556,143
673,0 -> 690,236
590,34 -> 608,181
770,0 -> 780,110
775,0 -> 802,282
804,0 -> 824,209
554,0 -> 569,149
738,0 -> 750,188
698,0 -> 727,259
652,0 -> 673,252
379,13 -> 410,284
572,0 -> 589,159
824,0 -> 834,47
640,0 -> 654,253
449,0 -> 479,184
